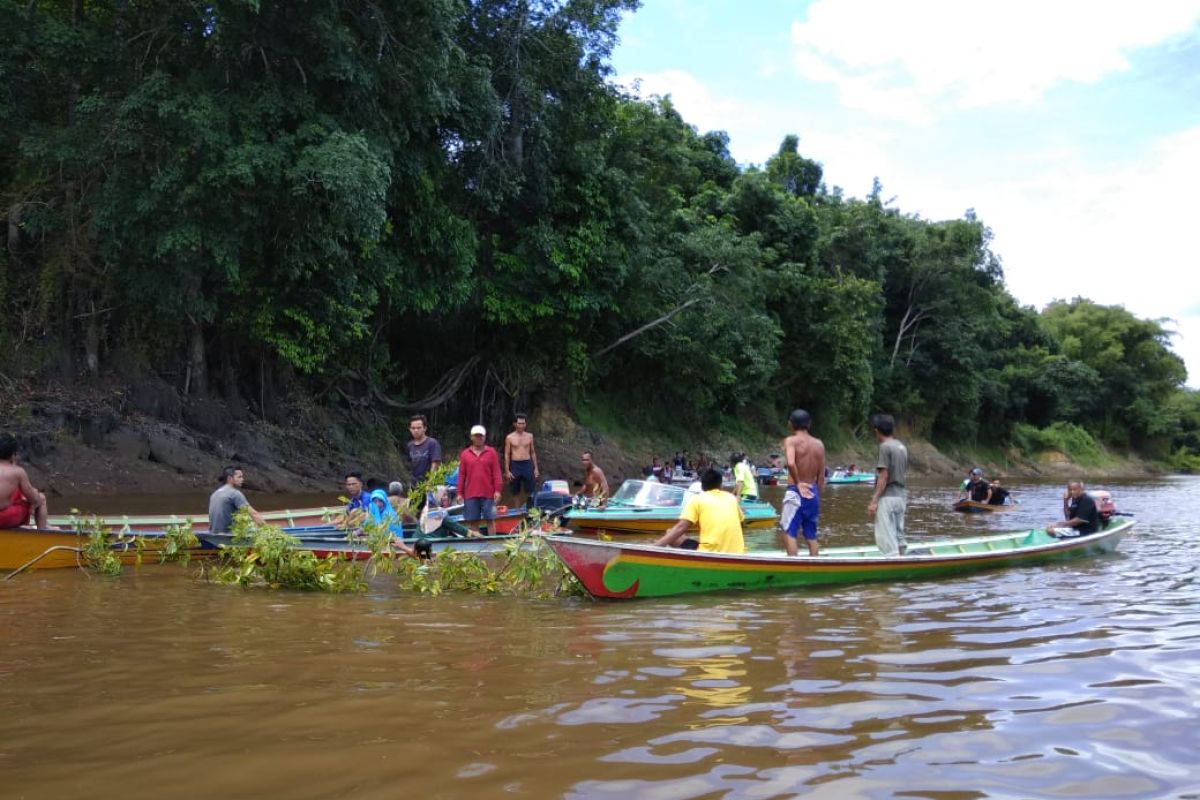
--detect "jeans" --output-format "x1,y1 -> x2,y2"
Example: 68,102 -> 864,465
462,497 -> 496,522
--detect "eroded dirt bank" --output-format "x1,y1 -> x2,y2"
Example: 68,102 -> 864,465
5,383 -> 1158,501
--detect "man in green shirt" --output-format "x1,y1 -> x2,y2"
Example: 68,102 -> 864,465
867,414 -> 908,556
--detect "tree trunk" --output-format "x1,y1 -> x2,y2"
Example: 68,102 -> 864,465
188,323 -> 208,396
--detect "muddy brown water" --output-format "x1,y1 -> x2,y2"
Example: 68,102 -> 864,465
3,477 -> 1199,798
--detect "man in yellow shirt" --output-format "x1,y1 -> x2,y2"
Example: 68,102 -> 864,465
654,468 -> 745,553
731,451 -> 759,501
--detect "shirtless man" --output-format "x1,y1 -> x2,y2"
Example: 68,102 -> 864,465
778,409 -> 826,556
0,433 -> 50,529
504,413 -> 539,507
580,451 -> 610,508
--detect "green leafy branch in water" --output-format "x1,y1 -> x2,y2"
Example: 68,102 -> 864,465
69,512 -> 199,575
74,513 -> 137,576
393,515 -> 584,598
159,523 -> 201,566
407,459 -> 459,517
204,510 -> 367,592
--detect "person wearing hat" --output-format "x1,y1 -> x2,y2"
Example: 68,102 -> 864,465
959,468 -> 991,503
457,424 -> 503,533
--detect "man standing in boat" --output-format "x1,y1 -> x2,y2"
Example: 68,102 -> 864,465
580,451 -> 609,508
732,452 -> 759,501
504,413 -> 539,509
0,433 -> 49,529
779,409 -> 826,556
868,414 -> 908,556
407,414 -> 443,488
208,466 -> 267,534
458,425 -> 503,534
654,467 -> 745,553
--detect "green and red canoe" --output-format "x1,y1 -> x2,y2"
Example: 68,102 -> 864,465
545,518 -> 1133,599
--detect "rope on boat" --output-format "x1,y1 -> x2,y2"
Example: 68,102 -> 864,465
2,546 -> 85,581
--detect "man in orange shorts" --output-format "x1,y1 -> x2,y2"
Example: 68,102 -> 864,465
0,433 -> 49,528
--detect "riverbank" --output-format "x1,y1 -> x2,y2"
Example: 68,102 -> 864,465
4,382 -> 1163,500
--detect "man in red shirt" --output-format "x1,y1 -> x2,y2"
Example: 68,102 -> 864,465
457,424 -> 503,534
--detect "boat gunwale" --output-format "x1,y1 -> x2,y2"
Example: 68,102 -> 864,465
546,518 -> 1132,568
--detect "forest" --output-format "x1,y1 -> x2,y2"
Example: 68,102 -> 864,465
2,0 -> 1198,469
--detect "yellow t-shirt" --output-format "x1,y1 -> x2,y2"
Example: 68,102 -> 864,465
680,490 -> 746,554
732,460 -> 758,498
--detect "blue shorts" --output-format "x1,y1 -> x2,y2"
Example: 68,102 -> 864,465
781,485 -> 820,541
509,460 -> 535,495
462,497 -> 495,522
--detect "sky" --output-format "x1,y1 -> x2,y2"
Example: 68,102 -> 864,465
611,0 -> 1200,387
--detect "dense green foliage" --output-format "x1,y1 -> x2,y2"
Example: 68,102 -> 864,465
2,0 -> 1197,463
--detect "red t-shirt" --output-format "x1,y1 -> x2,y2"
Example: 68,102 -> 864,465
458,446 -> 502,499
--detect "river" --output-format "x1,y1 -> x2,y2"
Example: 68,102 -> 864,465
2,477 -> 1198,798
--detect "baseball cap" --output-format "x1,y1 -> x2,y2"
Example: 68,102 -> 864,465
970,467 -> 983,476
470,424 -> 486,436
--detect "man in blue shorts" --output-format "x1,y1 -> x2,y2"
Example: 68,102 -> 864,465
503,412 -> 539,508
778,408 -> 826,556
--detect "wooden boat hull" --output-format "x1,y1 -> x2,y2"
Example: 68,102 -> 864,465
1,527 -> 215,571
47,506 -> 527,535
953,500 -> 1015,513
566,501 -> 778,535
48,506 -> 341,533
545,519 -> 1132,599
197,530 -> 539,558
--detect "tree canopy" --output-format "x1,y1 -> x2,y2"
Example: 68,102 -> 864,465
2,0 -> 1196,464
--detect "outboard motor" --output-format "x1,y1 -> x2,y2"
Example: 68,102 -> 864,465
533,479 -> 573,516
1089,490 -> 1116,523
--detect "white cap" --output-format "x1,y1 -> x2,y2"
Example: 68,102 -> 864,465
470,424 -> 486,436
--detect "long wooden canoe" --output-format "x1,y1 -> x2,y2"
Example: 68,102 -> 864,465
197,529 -> 541,558
47,504 -> 527,534
545,518 -> 1133,599
0,527 -> 216,572
953,499 -> 1016,513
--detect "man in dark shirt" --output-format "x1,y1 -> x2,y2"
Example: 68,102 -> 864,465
1048,480 -> 1101,536
959,468 -> 991,503
406,414 -> 442,486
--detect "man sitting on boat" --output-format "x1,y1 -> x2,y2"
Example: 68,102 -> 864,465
208,466 -> 267,534
986,480 -> 1014,506
1047,480 -> 1101,536
580,451 -> 610,508
959,468 -> 991,503
653,468 -> 744,554
0,433 -> 49,529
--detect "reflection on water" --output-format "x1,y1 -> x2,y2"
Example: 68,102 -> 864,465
3,477 -> 1200,798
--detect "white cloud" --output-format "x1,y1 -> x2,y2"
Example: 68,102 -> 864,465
791,0 -> 1200,121
616,69 -> 791,163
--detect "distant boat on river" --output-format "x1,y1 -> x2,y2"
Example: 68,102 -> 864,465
564,479 -> 778,535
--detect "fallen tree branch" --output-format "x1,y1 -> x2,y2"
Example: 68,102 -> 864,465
595,297 -> 704,358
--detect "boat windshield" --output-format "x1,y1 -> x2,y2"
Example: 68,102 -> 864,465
609,480 -> 688,508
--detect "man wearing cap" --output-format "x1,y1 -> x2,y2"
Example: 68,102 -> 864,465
457,425 -> 503,533
959,468 -> 991,503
